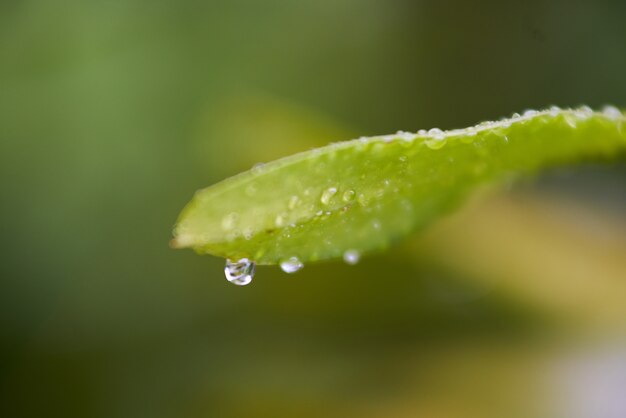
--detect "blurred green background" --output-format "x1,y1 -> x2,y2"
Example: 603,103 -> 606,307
1,1 -> 626,417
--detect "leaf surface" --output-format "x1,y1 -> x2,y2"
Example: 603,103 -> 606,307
172,107 -> 625,265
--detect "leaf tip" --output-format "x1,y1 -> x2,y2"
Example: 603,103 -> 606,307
169,233 -> 194,249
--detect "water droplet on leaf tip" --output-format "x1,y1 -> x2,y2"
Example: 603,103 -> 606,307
343,250 -> 361,265
280,257 -> 303,273
225,258 -> 255,286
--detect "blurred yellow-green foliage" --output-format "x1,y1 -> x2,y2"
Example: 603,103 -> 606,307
1,1 -> 626,417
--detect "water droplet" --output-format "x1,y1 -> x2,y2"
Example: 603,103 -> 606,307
602,105 -> 622,120
418,129 -> 427,135
511,112 -> 521,118
575,105 -> 593,120
342,189 -> 355,202
288,195 -> 300,210
343,250 -> 360,265
251,162 -> 266,174
465,127 -> 477,137
275,214 -> 286,227
523,109 -> 538,117
549,106 -> 561,116
395,131 -> 414,141
221,212 -> 238,231
428,128 -> 445,140
280,257 -> 303,273
320,187 -> 337,205
225,258 -> 255,286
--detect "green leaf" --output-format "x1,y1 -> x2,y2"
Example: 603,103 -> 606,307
172,107 -> 625,265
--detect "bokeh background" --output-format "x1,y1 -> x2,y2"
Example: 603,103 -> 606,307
1,1 -> 626,417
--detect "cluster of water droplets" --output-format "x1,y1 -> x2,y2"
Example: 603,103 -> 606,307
374,105 -> 623,150
223,249 -> 364,285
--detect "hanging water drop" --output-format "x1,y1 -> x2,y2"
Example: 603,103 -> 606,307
280,257 -> 303,273
224,258 -> 255,286
343,249 -> 361,265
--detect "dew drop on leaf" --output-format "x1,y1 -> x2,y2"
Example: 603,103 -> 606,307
320,187 -> 338,205
428,128 -> 445,140
343,249 -> 360,265
602,105 -> 622,120
280,257 -> 304,273
342,189 -> 355,202
224,258 -> 255,286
